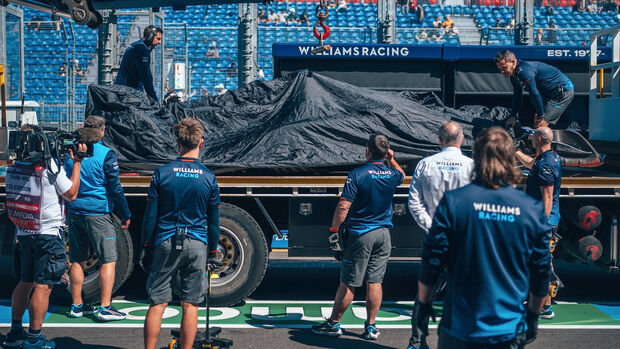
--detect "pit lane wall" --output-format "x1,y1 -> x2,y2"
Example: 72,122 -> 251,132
273,43 -> 613,127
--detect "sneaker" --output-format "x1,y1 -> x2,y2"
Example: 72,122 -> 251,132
69,303 -> 96,318
97,305 -> 127,321
407,337 -> 431,349
23,335 -> 56,349
3,329 -> 27,348
362,323 -> 380,340
541,305 -> 555,320
311,320 -> 342,337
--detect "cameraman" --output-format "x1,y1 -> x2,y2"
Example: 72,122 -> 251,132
4,126 -> 85,349
65,116 -> 131,321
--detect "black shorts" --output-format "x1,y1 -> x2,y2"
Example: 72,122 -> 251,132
17,232 -> 67,285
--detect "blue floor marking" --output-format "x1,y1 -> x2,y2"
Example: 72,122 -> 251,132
0,301 -> 56,323
594,304 -> 620,322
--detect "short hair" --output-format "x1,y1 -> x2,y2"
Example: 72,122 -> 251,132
367,134 -> 389,160
174,118 -> 204,149
472,127 -> 520,189
534,126 -> 553,146
84,115 -> 105,130
494,49 -> 517,63
439,121 -> 463,147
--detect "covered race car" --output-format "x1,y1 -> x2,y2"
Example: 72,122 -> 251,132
86,70 -> 602,175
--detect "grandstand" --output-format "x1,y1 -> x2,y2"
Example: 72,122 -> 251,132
14,0 -> 620,119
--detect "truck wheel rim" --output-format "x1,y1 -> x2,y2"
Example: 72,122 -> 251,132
211,226 -> 245,287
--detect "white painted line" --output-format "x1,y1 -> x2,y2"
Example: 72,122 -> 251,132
1,323 -> 620,329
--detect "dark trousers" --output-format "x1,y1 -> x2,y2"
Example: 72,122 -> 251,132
438,327 -> 526,349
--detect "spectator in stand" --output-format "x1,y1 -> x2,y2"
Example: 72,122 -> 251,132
337,0 -> 348,12
409,0 -> 418,14
268,10 -> 278,23
226,62 -> 237,78
535,28 -> 545,45
588,0 -> 600,13
447,23 -> 459,35
415,5 -> 425,25
287,8 -> 298,25
299,10 -> 310,26
399,0 -> 410,14
200,88 -> 209,97
278,9 -> 288,23
57,62 -> 67,77
442,15 -> 454,29
415,29 -> 428,41
603,0 -> 618,12
494,17 -> 502,28
216,84 -> 228,95
480,24 -> 490,44
257,9 -> 268,23
573,0 -> 586,12
28,16 -> 43,31
72,59 -> 83,77
431,16 -> 442,40
544,3 -> 555,17
328,0 -> 337,9
51,13 -> 61,31
206,41 -> 219,58
547,21 -> 557,44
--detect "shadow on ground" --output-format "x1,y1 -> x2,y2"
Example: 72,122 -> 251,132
288,328 -> 400,349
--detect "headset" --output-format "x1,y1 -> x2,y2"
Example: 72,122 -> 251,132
143,25 -> 161,47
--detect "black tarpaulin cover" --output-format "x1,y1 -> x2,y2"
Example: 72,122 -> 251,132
85,71 -> 597,174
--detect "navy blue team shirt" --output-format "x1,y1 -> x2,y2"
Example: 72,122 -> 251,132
148,157 -> 220,246
420,184 -> 551,343
526,149 -> 562,226
341,160 -> 404,235
115,39 -> 158,101
510,60 -> 574,117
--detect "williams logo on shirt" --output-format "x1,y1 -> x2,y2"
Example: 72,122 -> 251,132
473,202 -> 521,223
173,167 -> 203,179
435,161 -> 463,171
367,169 -> 393,179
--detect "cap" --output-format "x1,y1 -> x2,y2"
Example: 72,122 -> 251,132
290,8 -> 296,12
216,83 -> 224,89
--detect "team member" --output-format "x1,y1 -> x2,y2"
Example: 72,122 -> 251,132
66,116 -> 131,321
115,25 -> 163,102
495,50 -> 574,129
415,127 -> 551,348
142,118 -> 221,349
312,134 -> 405,340
407,122 -> 473,349
515,126 -> 562,319
4,127 -> 84,349
408,121 -> 473,233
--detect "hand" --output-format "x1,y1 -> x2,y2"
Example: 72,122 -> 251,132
328,229 -> 343,261
415,301 -> 436,337
69,143 -> 88,163
525,308 -> 539,344
504,116 -> 517,128
121,218 -> 131,230
385,149 -> 394,161
138,245 -> 153,272
207,250 -> 222,271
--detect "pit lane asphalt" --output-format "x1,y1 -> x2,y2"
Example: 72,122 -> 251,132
1,260 -> 620,348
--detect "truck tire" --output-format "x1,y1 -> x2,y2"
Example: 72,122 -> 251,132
210,203 -> 268,306
52,215 -> 134,305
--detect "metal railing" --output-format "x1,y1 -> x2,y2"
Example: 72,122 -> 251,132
37,103 -> 84,130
